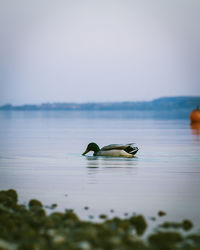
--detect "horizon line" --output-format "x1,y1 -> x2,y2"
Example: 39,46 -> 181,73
1,95 -> 200,106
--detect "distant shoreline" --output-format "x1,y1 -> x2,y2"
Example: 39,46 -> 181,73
0,96 -> 199,111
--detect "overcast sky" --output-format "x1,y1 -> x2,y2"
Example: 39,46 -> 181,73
0,0 -> 200,105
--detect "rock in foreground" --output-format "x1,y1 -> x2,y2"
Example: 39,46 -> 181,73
0,189 -> 199,250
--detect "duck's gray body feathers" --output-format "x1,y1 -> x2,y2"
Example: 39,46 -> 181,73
101,143 -> 135,151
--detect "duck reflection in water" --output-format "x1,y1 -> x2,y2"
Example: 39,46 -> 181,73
85,155 -> 138,168
85,156 -> 138,184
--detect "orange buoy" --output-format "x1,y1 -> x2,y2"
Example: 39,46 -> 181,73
190,106 -> 200,123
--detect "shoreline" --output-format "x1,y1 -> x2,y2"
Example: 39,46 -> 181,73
0,189 -> 200,250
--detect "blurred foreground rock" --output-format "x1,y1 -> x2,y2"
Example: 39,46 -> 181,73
0,189 -> 199,250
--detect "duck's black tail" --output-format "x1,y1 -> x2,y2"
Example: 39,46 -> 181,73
124,146 -> 139,155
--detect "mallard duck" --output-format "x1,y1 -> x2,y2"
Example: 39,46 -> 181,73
82,142 -> 139,157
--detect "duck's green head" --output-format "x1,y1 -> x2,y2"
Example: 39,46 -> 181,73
82,142 -> 100,155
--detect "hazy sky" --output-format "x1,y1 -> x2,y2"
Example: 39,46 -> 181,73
0,0 -> 200,105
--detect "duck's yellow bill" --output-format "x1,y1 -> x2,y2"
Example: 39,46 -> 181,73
82,149 -> 89,155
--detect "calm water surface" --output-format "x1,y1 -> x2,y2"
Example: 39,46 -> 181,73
0,111 -> 200,224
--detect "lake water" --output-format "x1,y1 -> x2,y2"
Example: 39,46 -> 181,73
0,110 -> 200,225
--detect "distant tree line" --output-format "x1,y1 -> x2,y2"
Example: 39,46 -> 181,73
0,96 -> 199,111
